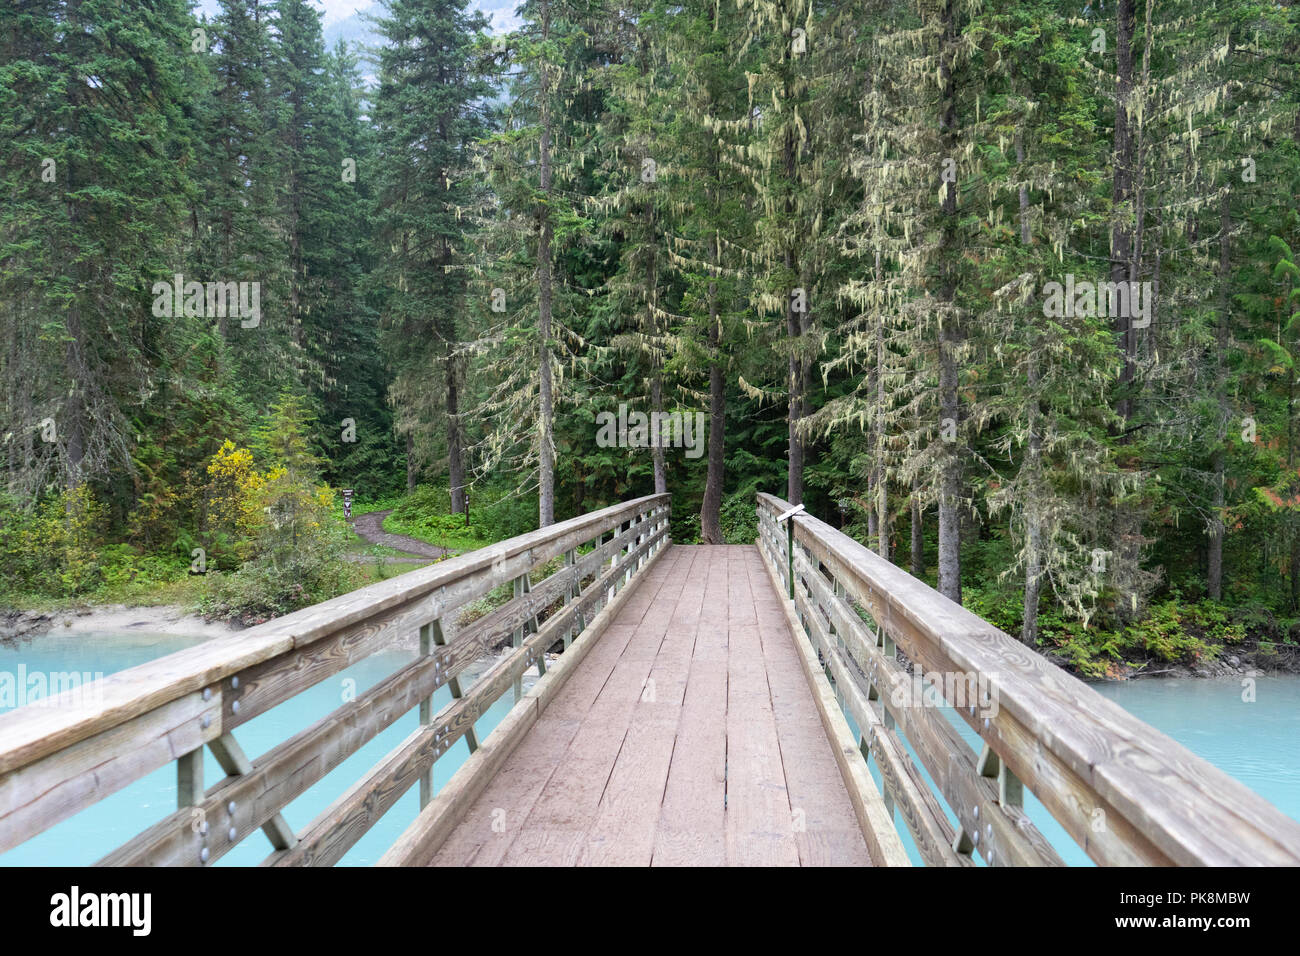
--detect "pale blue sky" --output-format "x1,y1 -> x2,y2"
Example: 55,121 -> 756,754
195,1 -> 520,33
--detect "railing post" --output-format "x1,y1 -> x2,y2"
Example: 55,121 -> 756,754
418,622 -> 436,808
423,618 -> 476,801
787,517 -> 795,600
512,577 -> 526,703
635,510 -> 644,571
978,742 -> 1025,809
625,513 -> 638,585
176,749 -> 211,859
532,572 -> 548,678
607,522 -> 621,604
882,641 -> 897,734
564,548 -> 577,649
177,748 -> 203,810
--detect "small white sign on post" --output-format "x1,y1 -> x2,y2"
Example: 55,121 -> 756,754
342,488 -> 354,520
777,503 -> 805,523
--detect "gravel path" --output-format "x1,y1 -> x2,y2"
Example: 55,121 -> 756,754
350,510 -> 454,560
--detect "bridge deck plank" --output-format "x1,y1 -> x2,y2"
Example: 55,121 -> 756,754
748,552 -> 875,866
426,549 -> 683,866
429,545 -> 874,867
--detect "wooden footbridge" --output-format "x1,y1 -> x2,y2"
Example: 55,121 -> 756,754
3,492 -> 1300,866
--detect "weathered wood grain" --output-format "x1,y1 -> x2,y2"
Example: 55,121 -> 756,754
757,543 -> 909,868
789,543 -> 1058,867
652,660 -> 727,866
0,690 -> 221,855
268,522 -> 670,866
0,495 -> 669,780
378,541 -> 675,867
760,492 -> 1300,866
430,544 -> 879,867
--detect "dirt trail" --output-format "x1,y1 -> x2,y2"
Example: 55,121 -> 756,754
351,510 -> 453,561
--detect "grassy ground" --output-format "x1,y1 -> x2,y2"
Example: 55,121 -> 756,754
352,558 -> 431,585
344,527 -> 407,557
379,513 -> 489,553
380,498 -> 512,553
3,573 -> 211,613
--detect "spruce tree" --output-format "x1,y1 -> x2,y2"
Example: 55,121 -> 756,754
371,0 -> 492,509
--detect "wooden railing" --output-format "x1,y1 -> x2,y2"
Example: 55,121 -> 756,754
758,492 -> 1300,866
0,494 -> 671,866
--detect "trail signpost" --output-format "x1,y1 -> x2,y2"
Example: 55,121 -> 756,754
776,503 -> 805,598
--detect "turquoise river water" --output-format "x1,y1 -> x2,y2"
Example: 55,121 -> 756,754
0,629 -> 519,866
859,673 -> 1300,866
1,630 -> 1296,866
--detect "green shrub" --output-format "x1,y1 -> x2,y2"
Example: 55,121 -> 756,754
200,520 -> 357,625
1038,617 -> 1124,679
385,482 -> 532,549
962,584 -> 1024,637
719,491 -> 758,544
1034,599 -> 1240,676
1233,604 -> 1281,642
0,486 -> 109,599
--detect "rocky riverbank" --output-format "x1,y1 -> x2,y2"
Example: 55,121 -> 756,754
5,599 -> 1296,681
0,604 -> 243,645
1048,640 -> 1300,682
0,602 -> 551,695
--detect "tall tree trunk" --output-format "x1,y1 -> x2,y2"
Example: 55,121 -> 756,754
1208,192 -> 1230,600
406,432 -> 416,492
1018,132 -> 1043,645
1112,0 -> 1136,423
1017,129 -> 1031,246
867,336 -> 879,546
536,0 -> 555,528
446,346 -> 466,514
911,473 -> 924,578
61,47 -> 86,492
1292,536 -> 1300,612
1208,38 -> 1234,601
874,250 -> 889,560
650,375 -> 667,494
784,118 -> 804,505
63,312 -> 85,490
1291,345 -> 1298,609
701,260 -> 725,544
643,141 -> 665,498
1021,369 -> 1044,645
5,309 -> 16,495
785,297 -> 803,505
936,368 -> 961,603
1109,0 -> 1143,623
935,0 -> 962,603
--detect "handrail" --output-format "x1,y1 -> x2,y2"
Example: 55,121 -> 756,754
0,493 -> 671,865
757,492 -> 1300,866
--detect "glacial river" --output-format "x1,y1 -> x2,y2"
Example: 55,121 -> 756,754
1,630 -> 1296,866
0,629 -> 519,866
